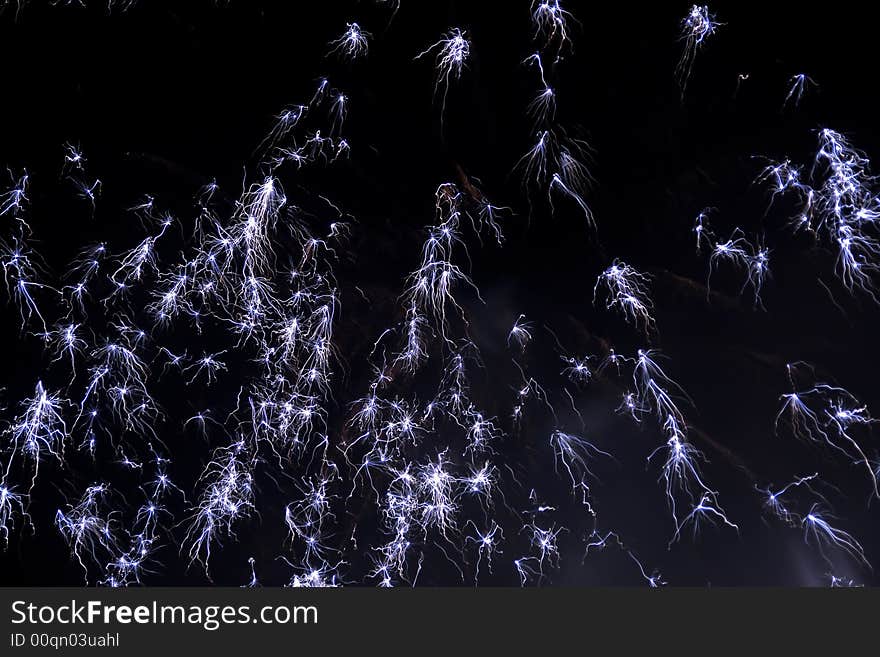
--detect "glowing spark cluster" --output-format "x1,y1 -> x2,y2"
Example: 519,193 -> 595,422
0,0 -> 876,590
676,5 -> 721,95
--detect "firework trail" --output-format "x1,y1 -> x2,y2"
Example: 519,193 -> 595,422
0,1 -> 876,590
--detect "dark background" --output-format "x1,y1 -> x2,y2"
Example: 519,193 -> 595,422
1,0 -> 879,586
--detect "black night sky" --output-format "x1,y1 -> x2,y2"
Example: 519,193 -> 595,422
1,1 -> 879,587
